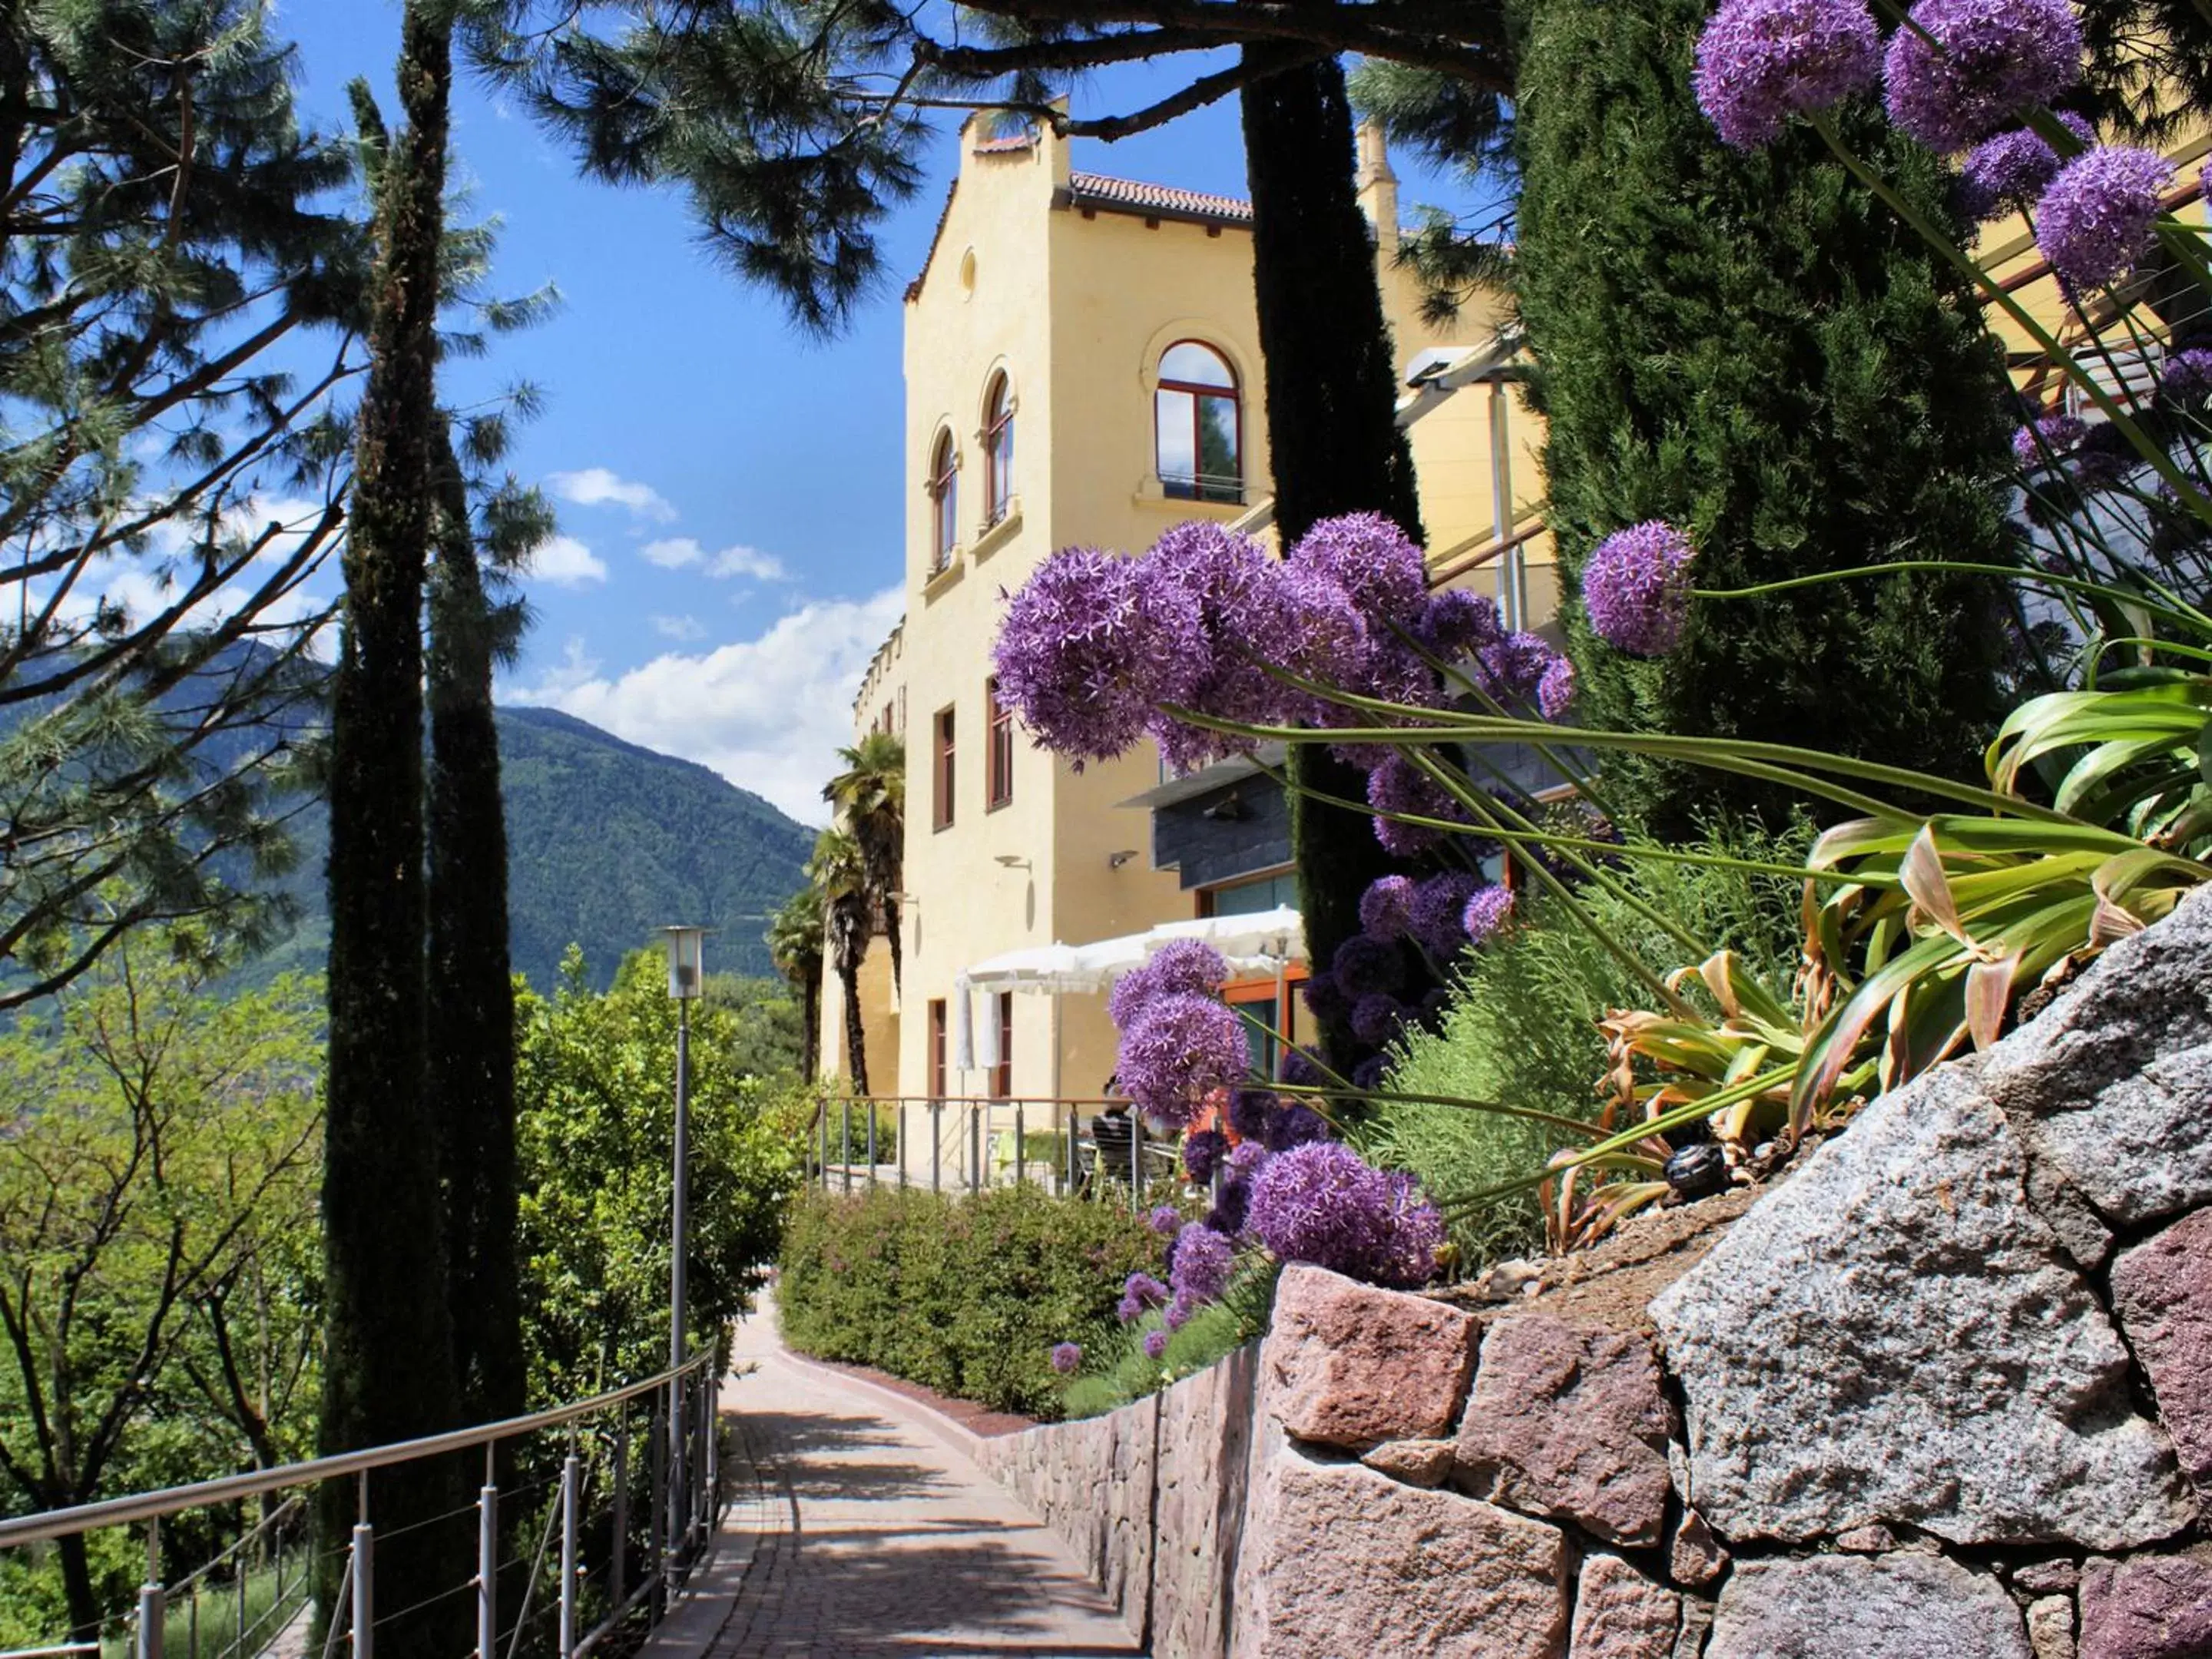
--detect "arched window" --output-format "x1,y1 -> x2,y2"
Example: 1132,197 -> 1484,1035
982,373 -> 1015,529
1155,341 -> 1243,504
928,430 -> 959,570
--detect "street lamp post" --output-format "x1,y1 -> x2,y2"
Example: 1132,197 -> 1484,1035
660,925 -> 704,1591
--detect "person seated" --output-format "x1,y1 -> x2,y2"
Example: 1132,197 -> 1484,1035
1090,1099 -> 1135,1176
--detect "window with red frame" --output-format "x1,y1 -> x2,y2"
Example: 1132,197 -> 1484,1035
1154,341 -> 1243,504
982,373 -> 1014,528
990,992 -> 1013,1098
986,677 -> 1015,810
928,430 -> 959,569
928,999 -> 948,1100
933,705 -> 956,830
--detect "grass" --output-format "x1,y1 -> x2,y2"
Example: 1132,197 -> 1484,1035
103,1548 -> 310,1659
1059,1255 -> 1279,1419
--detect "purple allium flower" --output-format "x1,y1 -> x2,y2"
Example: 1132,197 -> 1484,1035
1302,972 -> 1352,1026
1358,874 -> 1418,942
2012,410 -> 2088,468
1227,1141 -> 1270,1178
1883,0 -> 2082,155
1149,1203 -> 1184,1237
1352,1055 -> 1390,1091
1287,513 -> 1429,631
1050,1342 -> 1083,1374
1366,752 -> 1471,855
2159,346 -> 2212,405
1581,522 -> 1695,656
1955,114 -> 2093,220
1207,1177 -> 1251,1237
2065,422 -> 2134,493
1148,939 -> 1230,1000
1331,932 -> 1406,998
1106,962 -> 1157,1031
1182,1129 -> 1227,1186
1536,654 -> 1577,720
1117,992 -> 1249,1128
1413,588 -> 1504,658
1117,1271 -> 1168,1324
1693,0 -> 1882,149
993,546 -> 1206,765
1462,884 -> 1516,945
1263,1103 -> 1330,1151
1270,562 -> 1374,702
1227,1087 -> 1278,1141
2035,145 -> 2176,290
1142,1329 -> 1169,1360
1246,1141 -> 1445,1288
1477,631 -> 1560,705
1351,993 -> 1409,1048
1278,1047 -> 1326,1090
1171,1221 -> 1234,1305
1144,522 -> 1305,769
1164,1296 -> 1194,1332
1409,871 -> 1482,957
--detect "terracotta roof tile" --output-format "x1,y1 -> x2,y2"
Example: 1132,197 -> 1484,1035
973,132 -> 1039,154
1066,171 -> 1253,224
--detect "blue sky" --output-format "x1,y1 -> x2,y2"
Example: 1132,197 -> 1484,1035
273,4 -> 1490,824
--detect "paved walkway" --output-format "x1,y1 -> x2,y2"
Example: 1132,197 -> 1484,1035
666,1295 -> 1144,1659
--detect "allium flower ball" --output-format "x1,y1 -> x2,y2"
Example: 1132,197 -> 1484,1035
1883,0 -> 2082,155
992,546 -> 1205,764
1352,1055 -> 1390,1091
1117,992 -> 1249,1128
1693,0 -> 1881,149
1263,1103 -> 1330,1151
1142,1329 -> 1170,1361
1409,871 -> 1482,957
1478,632 -> 1560,705
1050,1342 -> 1083,1375
2035,146 -> 2176,290
1331,932 -> 1405,999
1288,513 -> 1429,631
1182,1129 -> 1227,1185
1227,1087 -> 1278,1141
1359,874 -> 1417,943
1106,962 -> 1157,1031
1351,993 -> 1409,1048
1302,972 -> 1352,1026
2066,424 -> 2134,494
1226,1141 -> 1270,1178
1147,939 -> 1230,1000
2159,346 -> 2212,406
1144,522 -> 1300,769
1537,654 -> 1577,721
1270,562 -> 1373,700
1164,1296 -> 1194,1333
1149,1204 -> 1184,1237
1247,1141 -> 1445,1289
2012,411 -> 2088,469
1171,1222 -> 1234,1306
1955,114 -> 2093,220
1117,1271 -> 1168,1324
1582,522 -> 1695,656
1414,588 -> 1504,658
1367,752 -> 1471,856
1463,884 -> 1516,945
1207,1177 -> 1252,1237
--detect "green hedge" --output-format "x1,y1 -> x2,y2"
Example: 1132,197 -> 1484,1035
777,1184 -> 1160,1418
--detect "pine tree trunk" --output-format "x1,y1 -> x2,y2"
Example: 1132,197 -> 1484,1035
319,2 -> 462,1652
1240,51 -> 1426,1070
426,435 -> 524,1441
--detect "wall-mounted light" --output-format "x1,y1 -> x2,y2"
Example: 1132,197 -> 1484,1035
1108,849 -> 1140,869
1202,790 -> 1250,823
995,854 -> 1032,870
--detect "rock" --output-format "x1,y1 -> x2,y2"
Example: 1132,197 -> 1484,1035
2110,1209 -> 2212,1501
1981,885 -> 2212,1227
2028,1595 -> 2075,1659
2078,1553 -> 2212,1659
1243,1449 -> 1571,1657
2025,1156 -> 2114,1273
1571,1554 -> 1681,1659
1836,1523 -> 1905,1553
1262,1265 -> 1478,1451
1674,1599 -> 1712,1659
1362,1436 -> 1455,1487
1649,1064 -> 2193,1549
1706,1555 -> 2031,1659
2015,1561 -> 2083,1596
1455,1312 -> 1674,1547
1667,1508 -> 1728,1588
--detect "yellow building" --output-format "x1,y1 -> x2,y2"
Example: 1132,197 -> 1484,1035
820,115 -> 1548,1181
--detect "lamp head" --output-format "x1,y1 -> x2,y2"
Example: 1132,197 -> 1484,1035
661,925 -> 707,1000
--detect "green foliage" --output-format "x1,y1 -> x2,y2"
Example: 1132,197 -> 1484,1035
1059,1255 -> 1277,1421
1512,0 -> 2017,839
514,950 -> 808,1406
1355,820 -> 1810,1267
777,1185 -> 1161,1419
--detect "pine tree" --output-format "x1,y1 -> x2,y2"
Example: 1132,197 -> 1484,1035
319,0 -> 465,1648
1512,0 -> 2015,839
1242,51 -> 1428,1068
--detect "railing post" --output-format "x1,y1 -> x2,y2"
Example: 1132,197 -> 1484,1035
1014,1102 -> 1025,1187
611,1414 -> 628,1617
692,1372 -> 710,1546
1065,1109 -> 1075,1197
138,1519 -> 164,1659
234,1551 -> 245,1659
703,1379 -> 718,1535
1131,1115 -> 1144,1205
969,1106 -> 981,1195
665,1376 -> 684,1594
477,1464 -> 498,1659
558,1450 -> 579,1659
840,1101 -> 853,1193
187,1577 -> 198,1659
351,1522 -> 373,1659
816,1102 -> 828,1193
648,1402 -> 667,1615
866,1105 -> 877,1189
930,1102 -> 941,1193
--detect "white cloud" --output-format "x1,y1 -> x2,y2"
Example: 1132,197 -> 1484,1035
529,534 -> 609,587
641,537 -> 704,569
502,587 -> 906,823
545,467 -> 677,523
707,544 -> 787,582
651,614 -> 706,641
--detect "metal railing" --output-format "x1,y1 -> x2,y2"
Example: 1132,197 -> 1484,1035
0,1352 -> 724,1659
808,1095 -> 1181,1205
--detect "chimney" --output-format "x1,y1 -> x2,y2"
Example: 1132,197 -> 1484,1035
1355,121 -> 1399,256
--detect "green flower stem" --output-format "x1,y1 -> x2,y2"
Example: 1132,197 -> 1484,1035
1275,1081 -> 1608,1141
1692,559 -> 2212,636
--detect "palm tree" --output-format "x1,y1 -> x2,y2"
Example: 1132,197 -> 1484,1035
808,827 -> 875,1095
765,885 -> 826,1083
823,731 -> 906,995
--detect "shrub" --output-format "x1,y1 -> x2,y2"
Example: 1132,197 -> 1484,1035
1353,818 -> 1811,1268
776,1184 -> 1161,1419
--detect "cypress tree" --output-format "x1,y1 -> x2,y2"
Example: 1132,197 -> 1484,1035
1241,51 -> 1426,1068
320,0 -> 463,1648
1514,0 -> 2015,839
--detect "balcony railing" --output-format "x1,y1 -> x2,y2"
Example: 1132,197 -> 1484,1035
807,1095 -> 1183,1207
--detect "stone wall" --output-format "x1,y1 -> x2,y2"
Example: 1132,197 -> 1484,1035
977,886 -> 2212,1657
